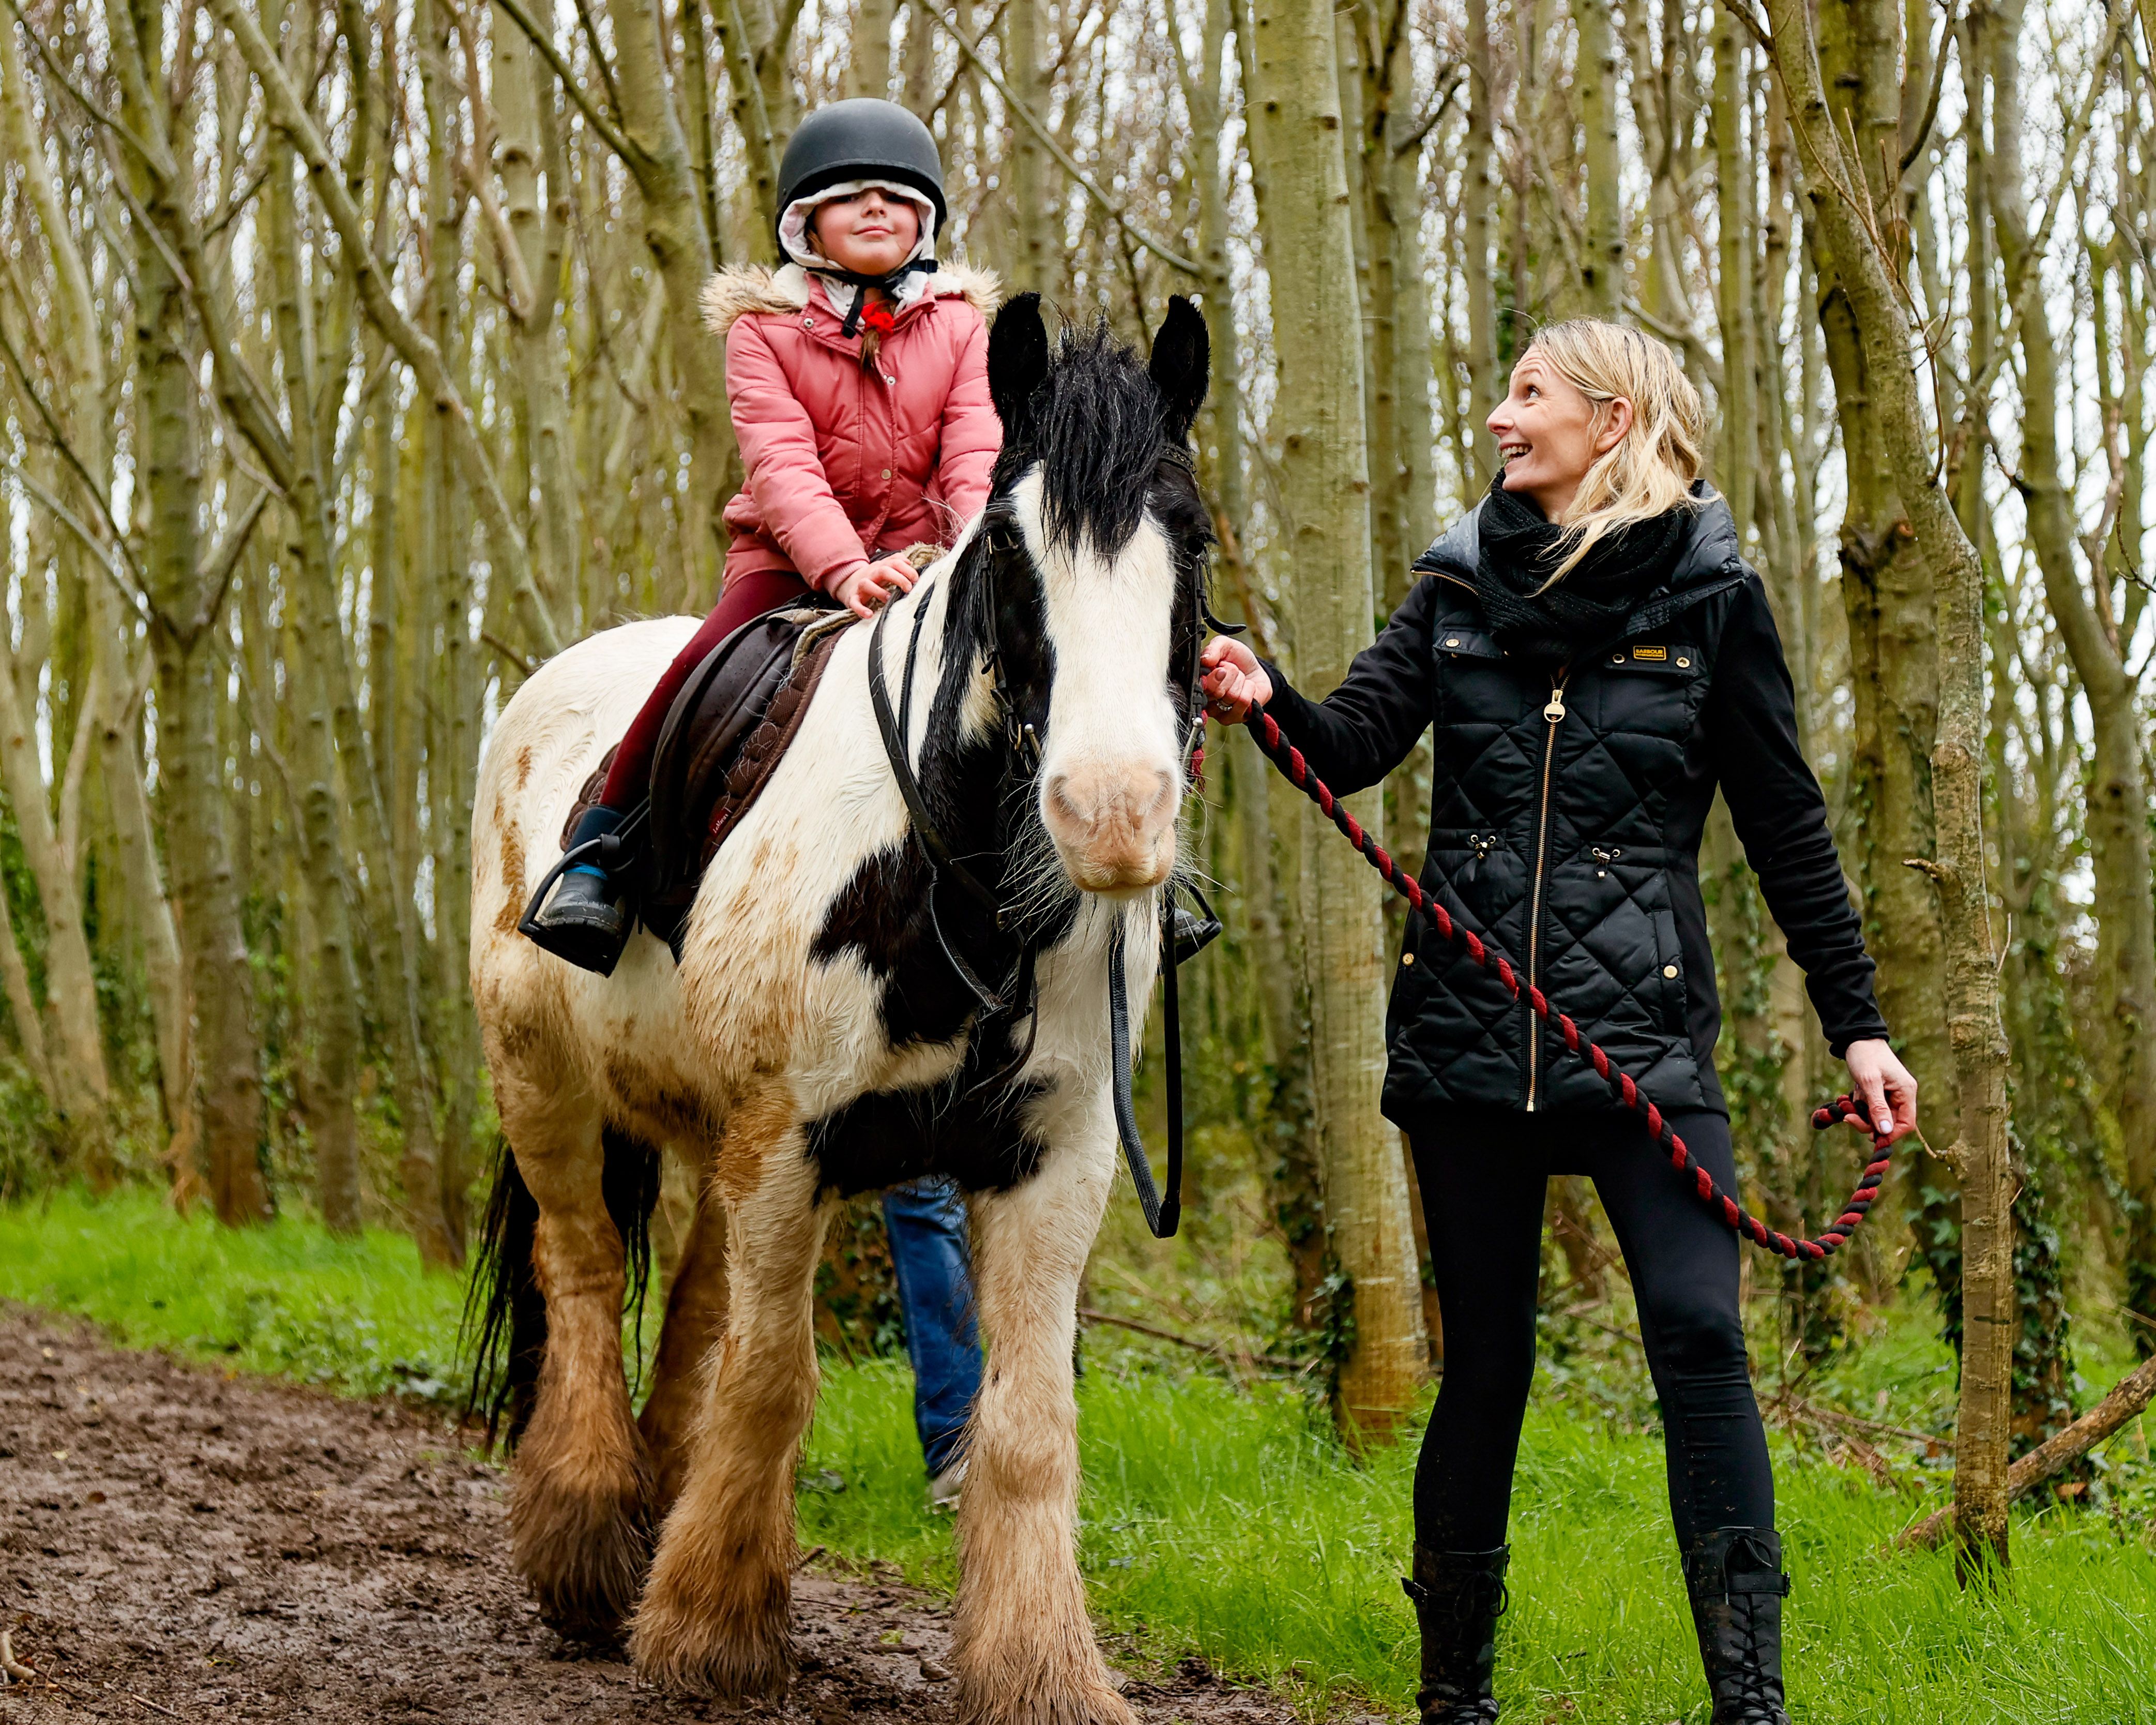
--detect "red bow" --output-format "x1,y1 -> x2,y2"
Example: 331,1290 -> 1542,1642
858,299 -> 897,337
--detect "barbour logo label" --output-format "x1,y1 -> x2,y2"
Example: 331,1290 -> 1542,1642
1632,645 -> 1667,662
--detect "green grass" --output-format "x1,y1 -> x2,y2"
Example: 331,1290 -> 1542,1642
797,1358 -> 2156,1722
8,1187 -> 2155,1721
0,1186 -> 467,1402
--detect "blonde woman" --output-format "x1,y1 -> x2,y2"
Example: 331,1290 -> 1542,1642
1202,321 -> 1917,1725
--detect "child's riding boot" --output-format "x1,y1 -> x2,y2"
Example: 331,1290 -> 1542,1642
1401,1545 -> 1508,1722
522,805 -> 634,975
1683,1527 -> 1791,1724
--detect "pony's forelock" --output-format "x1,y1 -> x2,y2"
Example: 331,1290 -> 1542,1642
1005,321 -> 1173,558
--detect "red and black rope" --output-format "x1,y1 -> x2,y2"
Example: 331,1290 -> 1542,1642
1242,710 -> 1894,1263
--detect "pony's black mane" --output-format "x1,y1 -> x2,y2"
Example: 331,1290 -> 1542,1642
994,319 -> 1183,558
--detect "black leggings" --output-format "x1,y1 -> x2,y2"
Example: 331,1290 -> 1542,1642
1410,1104 -> 1773,1554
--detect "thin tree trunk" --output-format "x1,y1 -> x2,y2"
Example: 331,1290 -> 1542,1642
1804,0 -> 1952,1307
1247,0 -> 1426,1442
851,0 -> 895,96
1711,17 -> 1756,541
93,615 -> 200,1202
1573,0 -> 1622,317
265,95 -> 368,1237
1461,0 -> 1500,480
0,859 -> 53,1107
601,0 -> 732,598
1984,0 -> 2156,1357
1769,0 -> 2016,1581
0,647 -> 109,1129
495,0 -> 582,625
120,0 -> 271,1226
1003,0 -> 1048,291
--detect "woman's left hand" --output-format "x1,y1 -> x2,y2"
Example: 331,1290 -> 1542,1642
1842,1038 -> 1919,1143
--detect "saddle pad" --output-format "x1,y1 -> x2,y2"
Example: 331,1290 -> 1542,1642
641,603 -> 855,929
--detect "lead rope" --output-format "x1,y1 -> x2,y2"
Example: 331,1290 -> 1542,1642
1241,710 -> 1893,1262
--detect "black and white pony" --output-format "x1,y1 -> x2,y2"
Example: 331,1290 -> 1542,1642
466,292 -> 1212,1722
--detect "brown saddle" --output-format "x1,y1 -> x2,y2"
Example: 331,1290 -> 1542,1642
561,602 -> 855,953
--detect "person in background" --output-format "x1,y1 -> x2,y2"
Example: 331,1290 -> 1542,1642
883,1178 -> 981,1510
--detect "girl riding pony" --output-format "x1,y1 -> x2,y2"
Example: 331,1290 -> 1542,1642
525,99 -> 1000,974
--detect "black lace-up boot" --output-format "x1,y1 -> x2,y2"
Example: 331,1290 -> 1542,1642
1683,1527 -> 1792,1724
1401,1545 -> 1509,1723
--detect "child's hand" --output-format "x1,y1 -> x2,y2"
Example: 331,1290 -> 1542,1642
1200,637 -> 1272,722
835,555 -> 918,620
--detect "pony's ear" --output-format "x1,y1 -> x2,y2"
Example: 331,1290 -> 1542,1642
988,292 -> 1051,441
1148,296 -> 1210,443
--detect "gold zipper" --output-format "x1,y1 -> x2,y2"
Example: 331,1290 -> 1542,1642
1524,673 -> 1569,1111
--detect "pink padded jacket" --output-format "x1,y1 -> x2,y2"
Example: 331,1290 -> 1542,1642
701,262 -> 1004,595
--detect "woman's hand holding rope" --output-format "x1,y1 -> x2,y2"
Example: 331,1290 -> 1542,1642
1200,636 -> 1271,721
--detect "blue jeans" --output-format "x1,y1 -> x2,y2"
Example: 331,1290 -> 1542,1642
882,1177 -> 983,1477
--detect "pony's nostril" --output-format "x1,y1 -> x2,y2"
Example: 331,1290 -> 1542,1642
1044,773 -> 1085,828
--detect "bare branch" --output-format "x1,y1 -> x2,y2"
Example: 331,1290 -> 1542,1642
0,304 -> 148,592
210,0 -> 561,657
1,0 -> 164,169
489,0 -> 643,171
1715,0 -> 1772,55
928,5 -> 1203,277
1897,1355 -> 2156,1549
0,455 -> 155,626
1899,1 -> 1960,176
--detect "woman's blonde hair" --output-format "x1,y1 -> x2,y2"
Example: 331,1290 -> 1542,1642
1520,319 -> 1708,582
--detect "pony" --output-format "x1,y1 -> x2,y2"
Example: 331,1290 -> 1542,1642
465,291 -> 1213,1724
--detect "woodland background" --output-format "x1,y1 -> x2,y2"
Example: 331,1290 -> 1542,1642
0,0 -> 2152,1584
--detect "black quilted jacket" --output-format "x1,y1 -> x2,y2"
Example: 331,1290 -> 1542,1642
1258,493 -> 1888,1123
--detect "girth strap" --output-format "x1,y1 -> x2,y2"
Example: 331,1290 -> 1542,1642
1109,911 -> 1182,1238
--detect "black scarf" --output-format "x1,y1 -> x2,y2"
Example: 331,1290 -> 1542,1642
1472,471 -> 1691,664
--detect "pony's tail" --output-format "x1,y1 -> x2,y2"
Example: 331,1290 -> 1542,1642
601,1126 -> 662,1394
464,1135 -> 544,1449
463,1127 -> 664,1450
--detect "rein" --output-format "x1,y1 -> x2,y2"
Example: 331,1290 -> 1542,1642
866,570 -> 1188,1239
1241,709 -> 1895,1263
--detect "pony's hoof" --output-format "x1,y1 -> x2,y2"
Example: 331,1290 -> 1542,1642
628,1592 -> 793,1700
954,1670 -> 1136,1725
509,1470 -> 653,1640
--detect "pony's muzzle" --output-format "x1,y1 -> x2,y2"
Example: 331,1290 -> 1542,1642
1041,760 -> 1178,892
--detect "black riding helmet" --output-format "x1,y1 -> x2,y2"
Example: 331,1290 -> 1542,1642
776,99 -> 948,249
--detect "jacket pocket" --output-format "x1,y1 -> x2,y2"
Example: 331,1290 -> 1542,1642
1650,900 -> 1688,1032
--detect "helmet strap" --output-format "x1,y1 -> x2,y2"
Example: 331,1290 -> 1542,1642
809,256 -> 939,336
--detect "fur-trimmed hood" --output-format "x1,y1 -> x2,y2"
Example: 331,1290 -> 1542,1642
701,260 -> 1002,341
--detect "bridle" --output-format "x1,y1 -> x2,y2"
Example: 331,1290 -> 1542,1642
864,469 -> 1218,1238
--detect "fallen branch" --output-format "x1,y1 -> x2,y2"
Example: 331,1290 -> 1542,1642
1077,1307 -> 1310,1373
1765,1391 -> 1951,1453
1545,1298 -> 1642,1350
1897,1354 -> 2156,1550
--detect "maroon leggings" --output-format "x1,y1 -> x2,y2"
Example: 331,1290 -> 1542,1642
599,567 -> 813,807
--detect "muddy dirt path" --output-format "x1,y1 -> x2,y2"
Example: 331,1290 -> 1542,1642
0,1310 -> 1349,1723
